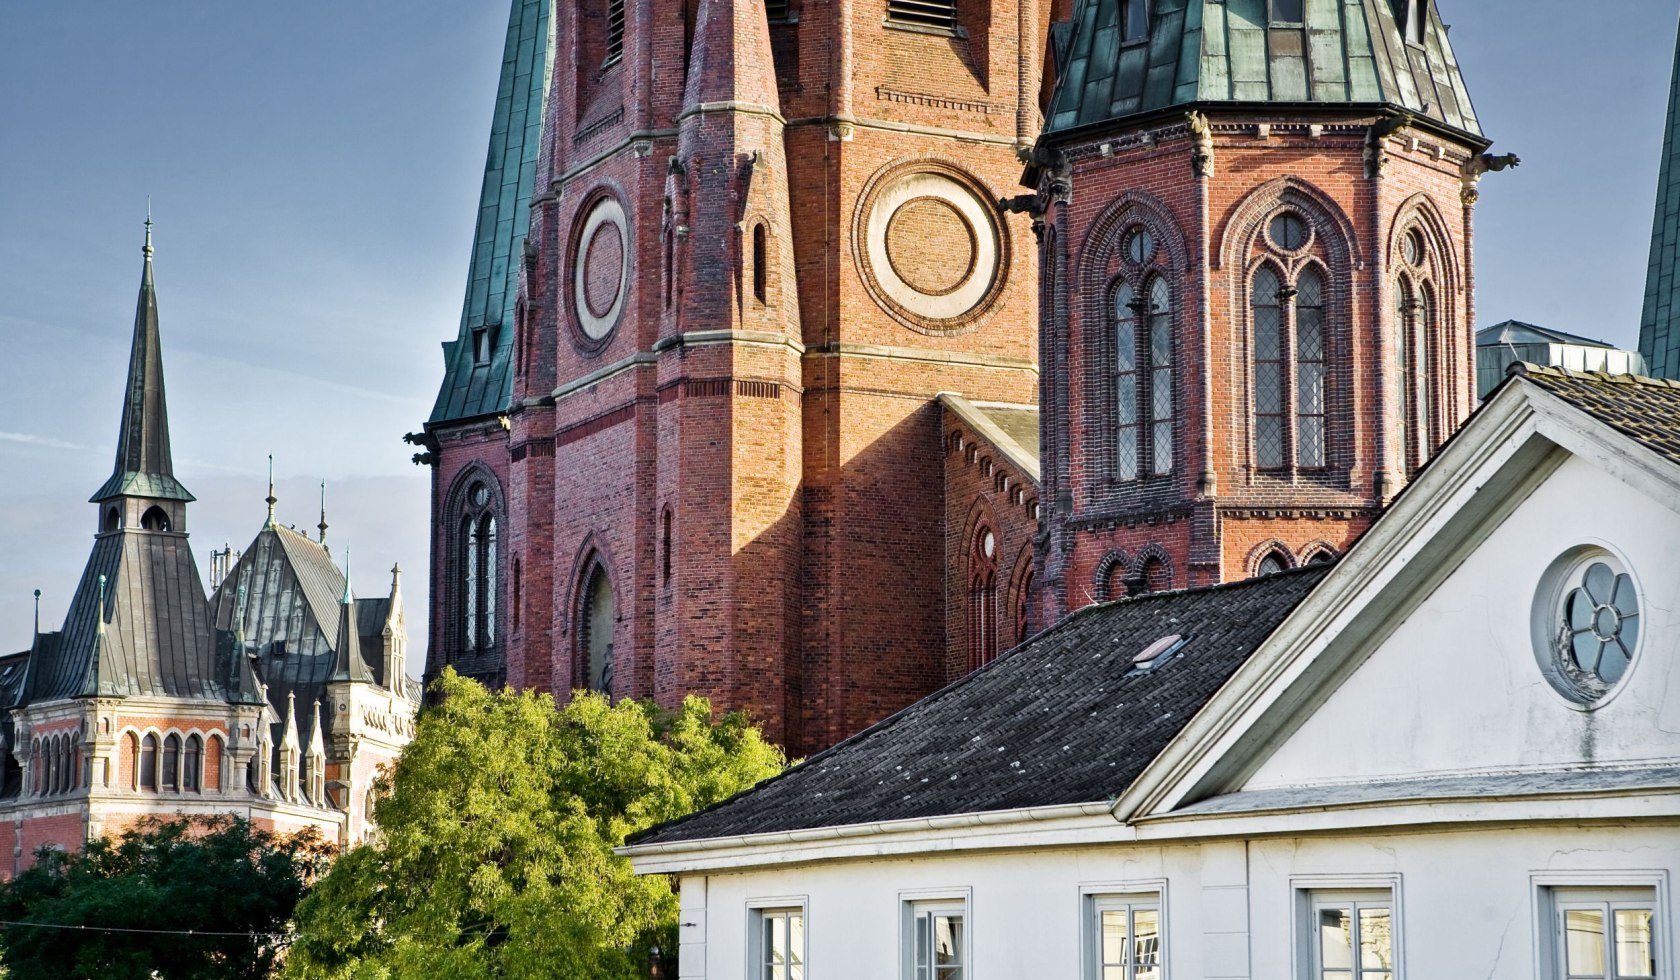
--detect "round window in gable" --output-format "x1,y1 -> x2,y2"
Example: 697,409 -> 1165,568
1267,211 -> 1311,253
1531,548 -> 1642,706
1125,226 -> 1156,265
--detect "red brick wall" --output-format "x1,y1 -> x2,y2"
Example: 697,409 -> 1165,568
489,0 -> 1045,753
1038,113 -> 1478,617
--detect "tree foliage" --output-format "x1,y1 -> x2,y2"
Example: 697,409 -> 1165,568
0,815 -> 332,980
287,669 -> 786,980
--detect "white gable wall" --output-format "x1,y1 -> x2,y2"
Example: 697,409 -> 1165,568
1244,453 -> 1680,792
675,823 -> 1678,980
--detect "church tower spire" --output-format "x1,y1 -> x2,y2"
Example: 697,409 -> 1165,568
90,217 -> 193,506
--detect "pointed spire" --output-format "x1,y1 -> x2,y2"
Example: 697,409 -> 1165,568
91,217 -> 193,504
317,482 -> 329,544
32,589 -> 40,639
265,455 -> 277,528
331,548 -> 373,684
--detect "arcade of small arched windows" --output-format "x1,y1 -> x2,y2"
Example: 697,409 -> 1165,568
1248,540 -> 1340,578
120,728 -> 223,795
29,732 -> 82,797
945,431 -> 1040,524
1093,546 -> 1176,602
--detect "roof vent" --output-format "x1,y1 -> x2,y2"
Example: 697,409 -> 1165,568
1131,633 -> 1189,672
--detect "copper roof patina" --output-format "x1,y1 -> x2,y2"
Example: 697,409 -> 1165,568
427,0 -> 554,426
1045,0 -> 1481,140
1639,17 -> 1680,380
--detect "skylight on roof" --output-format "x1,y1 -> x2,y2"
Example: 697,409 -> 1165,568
1132,633 -> 1190,671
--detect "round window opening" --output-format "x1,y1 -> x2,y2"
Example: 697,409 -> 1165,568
1268,211 -> 1311,252
1125,227 -> 1156,265
981,529 -> 996,559
1402,227 -> 1425,267
1533,549 -> 1641,705
470,483 -> 490,508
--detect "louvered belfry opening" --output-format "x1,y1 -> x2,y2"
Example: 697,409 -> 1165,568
765,0 -> 792,22
605,0 -> 626,65
887,0 -> 956,31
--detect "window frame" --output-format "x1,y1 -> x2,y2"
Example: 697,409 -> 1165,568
1121,0 -> 1150,44
900,889 -> 972,980
1250,257 -> 1333,475
746,898 -> 808,980
1292,877 -> 1403,980
1081,882 -> 1167,980
1112,262 -> 1175,484
1533,875 -> 1668,980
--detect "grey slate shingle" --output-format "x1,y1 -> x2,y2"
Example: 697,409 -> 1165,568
632,565 -> 1331,846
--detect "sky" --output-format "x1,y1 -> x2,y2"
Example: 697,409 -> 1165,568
0,1 -> 1677,664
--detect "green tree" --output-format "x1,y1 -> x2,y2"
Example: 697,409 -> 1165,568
287,669 -> 785,980
0,815 -> 332,980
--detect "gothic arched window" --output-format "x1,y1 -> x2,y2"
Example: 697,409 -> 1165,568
1252,256 -> 1332,473
1114,237 -> 1174,481
752,223 -> 768,304
580,559 -> 617,695
140,734 -> 158,792
967,524 -> 999,672
455,478 -> 502,660
162,734 -> 180,792
1295,267 -> 1327,468
184,734 -> 202,792
1257,550 -> 1291,577
1253,265 -> 1286,469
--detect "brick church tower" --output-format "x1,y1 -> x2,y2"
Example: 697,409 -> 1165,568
427,0 -> 1049,752
1027,0 -> 1508,621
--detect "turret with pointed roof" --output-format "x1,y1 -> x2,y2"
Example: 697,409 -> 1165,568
26,223 -> 222,704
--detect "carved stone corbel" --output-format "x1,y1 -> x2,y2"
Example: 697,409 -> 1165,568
1187,111 -> 1215,178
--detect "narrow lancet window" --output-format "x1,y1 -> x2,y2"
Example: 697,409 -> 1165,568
1147,276 -> 1173,476
1253,267 -> 1286,469
1115,283 -> 1141,480
1295,267 -> 1326,468
582,562 -> 617,694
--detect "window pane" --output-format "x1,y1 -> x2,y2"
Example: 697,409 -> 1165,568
1118,427 -> 1139,481
1134,908 -> 1161,980
1102,909 -> 1129,968
1256,363 -> 1283,414
1257,417 -> 1284,470
1298,417 -> 1325,468
935,915 -> 962,965
1358,908 -> 1393,973
917,914 -> 930,971
1614,908 -> 1655,978
1565,908 -> 1607,977
1319,908 -> 1354,971
1255,305 -> 1282,360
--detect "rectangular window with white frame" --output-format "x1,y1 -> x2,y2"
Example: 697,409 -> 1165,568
902,895 -> 968,980
747,904 -> 805,980
1299,889 -> 1397,980
1087,892 -> 1163,980
1545,887 -> 1659,980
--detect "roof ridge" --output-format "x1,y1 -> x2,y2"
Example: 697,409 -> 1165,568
1520,362 -> 1680,390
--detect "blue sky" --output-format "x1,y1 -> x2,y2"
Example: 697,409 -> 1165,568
0,1 -> 1677,661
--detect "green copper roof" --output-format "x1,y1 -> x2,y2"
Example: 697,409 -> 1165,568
1639,17 -> 1680,380
1045,0 -> 1481,139
91,221 -> 194,504
429,0 -> 554,425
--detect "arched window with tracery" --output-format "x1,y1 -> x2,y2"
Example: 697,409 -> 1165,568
580,558 -> 617,694
1295,267 -> 1326,468
1114,227 -> 1174,481
1256,549 -> 1291,577
455,477 -> 502,661
1253,265 -> 1286,469
139,734 -> 158,792
967,523 -> 998,671
1252,257 -> 1333,472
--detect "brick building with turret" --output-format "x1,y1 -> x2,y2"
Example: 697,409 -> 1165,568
0,226 -> 415,873
419,0 -> 1506,755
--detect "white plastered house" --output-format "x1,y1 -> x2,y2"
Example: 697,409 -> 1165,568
623,366 -> 1680,980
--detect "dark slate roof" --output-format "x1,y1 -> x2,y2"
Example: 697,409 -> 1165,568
632,565 -> 1332,845
91,222 -> 193,504
428,0 -> 553,425
1517,364 -> 1680,469
26,527 -> 225,702
1476,321 -> 1615,351
1640,17 -> 1680,380
1045,0 -> 1481,139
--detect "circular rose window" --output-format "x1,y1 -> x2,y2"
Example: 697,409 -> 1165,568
572,195 -> 630,345
854,164 -> 1007,335
1532,548 -> 1642,705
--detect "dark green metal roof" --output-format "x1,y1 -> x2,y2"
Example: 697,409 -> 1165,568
1045,0 -> 1481,139
1639,16 -> 1680,380
428,0 -> 554,425
91,221 -> 194,504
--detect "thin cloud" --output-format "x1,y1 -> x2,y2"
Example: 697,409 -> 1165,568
0,431 -> 88,452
